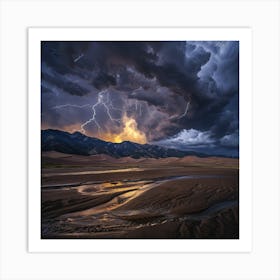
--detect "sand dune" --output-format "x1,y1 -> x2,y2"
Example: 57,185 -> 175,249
41,153 -> 239,239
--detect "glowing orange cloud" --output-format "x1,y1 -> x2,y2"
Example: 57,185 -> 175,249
101,114 -> 147,144
42,115 -> 147,144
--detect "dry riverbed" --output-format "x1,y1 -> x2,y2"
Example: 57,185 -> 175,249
41,152 -> 239,239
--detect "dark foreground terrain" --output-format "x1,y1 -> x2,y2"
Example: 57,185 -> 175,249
41,152 -> 239,239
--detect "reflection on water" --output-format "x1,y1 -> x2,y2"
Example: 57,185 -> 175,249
69,189 -> 139,217
43,172 -> 237,237
68,180 -> 157,218
42,167 -> 145,177
61,175 -> 223,224
57,175 -> 226,223
76,180 -> 153,194
60,178 -> 162,225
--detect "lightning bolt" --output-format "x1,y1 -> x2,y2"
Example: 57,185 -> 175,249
80,95 -> 102,134
178,101 -> 190,119
139,103 -> 142,116
134,101 -> 143,116
73,53 -> 84,63
81,90 -> 123,134
52,90 -> 123,135
103,92 -> 122,122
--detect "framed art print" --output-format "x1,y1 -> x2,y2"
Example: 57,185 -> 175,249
2,0 -> 280,279
28,27 -> 252,252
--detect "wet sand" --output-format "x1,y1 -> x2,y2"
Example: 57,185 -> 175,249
41,152 -> 239,239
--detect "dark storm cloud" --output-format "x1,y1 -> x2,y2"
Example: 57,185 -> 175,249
220,131 -> 239,148
41,41 -> 239,156
92,72 -> 116,90
128,86 -> 170,107
97,41 -> 211,98
96,41 -> 238,141
41,41 -> 91,74
42,71 -> 90,96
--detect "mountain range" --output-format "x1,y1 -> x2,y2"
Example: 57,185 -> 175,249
41,129 -> 209,159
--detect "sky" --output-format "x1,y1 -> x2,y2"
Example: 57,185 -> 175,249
41,41 -> 239,157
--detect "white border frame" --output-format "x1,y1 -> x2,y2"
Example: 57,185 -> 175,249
28,27 -> 252,253
1,1 -> 280,279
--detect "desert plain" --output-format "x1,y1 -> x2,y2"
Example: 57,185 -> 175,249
41,151 -> 239,239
